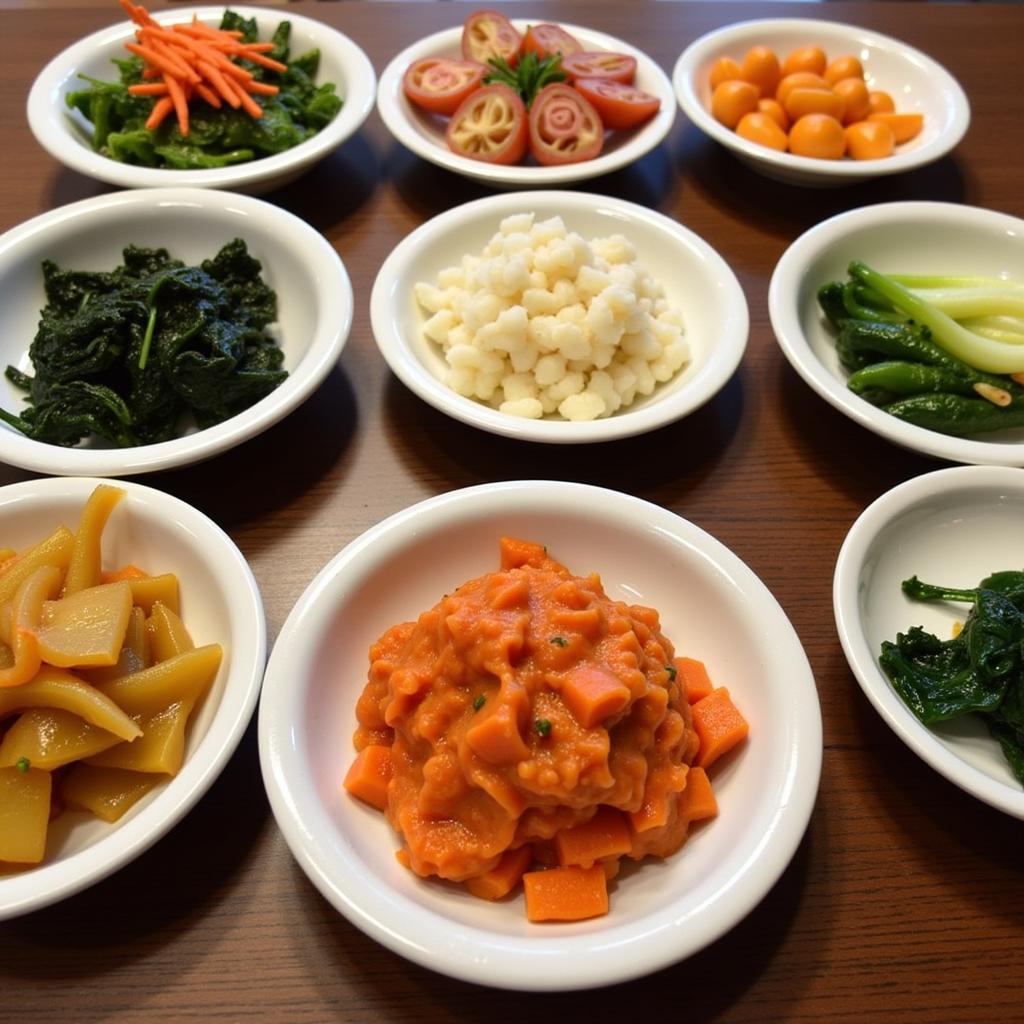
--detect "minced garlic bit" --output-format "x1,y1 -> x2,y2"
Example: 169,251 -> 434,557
414,213 -> 689,421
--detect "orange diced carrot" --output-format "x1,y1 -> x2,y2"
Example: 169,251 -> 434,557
691,687 -> 749,769
680,766 -> 717,822
523,864 -> 609,922
343,745 -> 392,810
100,564 -> 149,584
675,656 -> 714,704
499,537 -> 547,570
466,846 -> 533,900
561,664 -> 630,729
554,806 -> 632,867
466,703 -> 531,765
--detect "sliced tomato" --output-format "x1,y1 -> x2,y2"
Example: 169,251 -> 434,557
521,23 -> 584,60
561,51 -> 637,85
461,10 -> 523,66
446,84 -> 528,165
528,83 -> 604,166
403,57 -> 488,116
572,78 -> 660,131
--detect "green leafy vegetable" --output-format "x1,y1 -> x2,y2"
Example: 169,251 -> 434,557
484,51 -> 566,107
0,239 -> 287,448
64,12 -> 343,170
879,570 -> 1024,784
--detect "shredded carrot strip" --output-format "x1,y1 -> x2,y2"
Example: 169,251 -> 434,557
235,87 -> 262,119
227,47 -> 287,74
198,60 -> 242,109
164,73 -> 190,136
241,80 -> 279,97
193,81 -> 222,108
128,82 -> 169,96
144,95 -> 173,130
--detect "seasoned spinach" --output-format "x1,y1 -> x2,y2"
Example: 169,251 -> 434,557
0,239 -> 287,448
879,571 -> 1024,785
65,12 -> 343,170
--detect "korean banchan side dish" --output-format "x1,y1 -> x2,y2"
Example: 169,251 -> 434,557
0,483 -> 222,868
345,537 -> 748,922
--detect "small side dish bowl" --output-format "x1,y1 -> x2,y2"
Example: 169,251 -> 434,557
27,5 -> 376,194
376,21 -> 676,187
258,480 -> 822,991
768,201 -> 1024,466
0,475 -> 266,920
0,187 -> 352,476
834,465 -> 1024,819
673,18 -> 969,187
370,190 -> 748,443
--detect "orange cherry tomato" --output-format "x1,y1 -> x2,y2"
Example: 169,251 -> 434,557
402,57 -> 488,116
788,113 -> 846,159
783,86 -> 846,123
868,112 -> 924,144
446,83 -> 528,164
775,72 -> 828,107
528,83 -> 604,165
709,56 -> 743,90
461,10 -> 523,66
710,79 -> 759,129
521,23 -> 584,60
741,45 -> 781,98
562,51 -> 637,84
781,45 -> 827,77
845,119 -> 896,160
572,78 -> 660,130
824,55 -> 864,86
757,97 -> 790,132
832,77 -> 870,124
736,111 -> 788,151
868,90 -> 896,115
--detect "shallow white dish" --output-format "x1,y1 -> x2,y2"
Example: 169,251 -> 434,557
0,475 -> 265,920
673,18 -> 970,187
258,480 -> 821,991
27,5 -> 376,194
768,200 -> 1024,466
376,21 -> 676,187
370,190 -> 748,443
834,465 -> 1024,819
0,187 -> 352,476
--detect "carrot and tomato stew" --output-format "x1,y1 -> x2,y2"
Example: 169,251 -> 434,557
345,538 -> 748,922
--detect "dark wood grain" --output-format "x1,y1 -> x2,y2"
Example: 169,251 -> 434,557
1,3 -> 1022,1021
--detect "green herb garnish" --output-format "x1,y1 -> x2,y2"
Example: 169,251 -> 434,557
666,664 -> 677,682
534,719 -> 552,737
15,756 -> 30,773
550,636 -> 568,647
473,695 -> 486,711
484,51 -> 566,107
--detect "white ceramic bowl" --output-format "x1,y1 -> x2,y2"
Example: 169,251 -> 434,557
27,5 -> 376,194
0,187 -> 352,476
258,480 -> 822,991
834,465 -> 1024,819
673,18 -> 970,187
376,21 -> 676,187
769,201 -> 1024,466
0,475 -> 265,919
370,191 -> 748,443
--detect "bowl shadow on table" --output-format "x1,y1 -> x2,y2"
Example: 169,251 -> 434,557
383,139 -> 680,225
379,371 -> 744,502
0,717 -> 269,986
287,819 -> 823,1019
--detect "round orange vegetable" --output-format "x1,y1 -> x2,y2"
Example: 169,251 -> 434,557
832,77 -> 871,124
788,112 -> 846,159
740,45 -> 781,98
710,78 -> 759,129
709,56 -> 743,90
783,86 -> 846,123
845,119 -> 896,160
868,90 -> 896,115
775,71 -> 828,107
781,45 -> 827,77
757,97 -> 790,131
824,54 -> 864,86
736,110 -> 788,151
869,111 -> 924,144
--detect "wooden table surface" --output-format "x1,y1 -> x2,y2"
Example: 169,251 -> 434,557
1,2 -> 1022,1021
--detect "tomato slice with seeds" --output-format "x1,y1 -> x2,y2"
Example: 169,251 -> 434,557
521,23 -> 584,60
446,83 -> 529,165
403,57 -> 488,116
461,10 -> 523,66
561,51 -> 637,85
572,78 -> 660,131
528,83 -> 604,166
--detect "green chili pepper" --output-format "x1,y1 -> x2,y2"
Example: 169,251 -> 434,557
883,393 -> 1024,437
847,361 -> 982,403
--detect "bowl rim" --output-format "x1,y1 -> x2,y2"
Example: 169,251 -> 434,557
376,19 -> 677,187
833,464 -> 1024,819
369,189 -> 749,443
672,17 -> 971,182
25,4 -> 377,191
768,199 -> 1024,467
0,474 -> 267,920
257,479 -> 823,991
0,186 -> 353,477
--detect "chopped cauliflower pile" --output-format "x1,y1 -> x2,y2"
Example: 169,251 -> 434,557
413,213 -> 689,421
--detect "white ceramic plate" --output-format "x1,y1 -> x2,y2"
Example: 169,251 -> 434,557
768,201 -> 1024,466
258,480 -> 821,991
0,187 -> 352,476
834,465 -> 1024,819
673,18 -> 970,187
370,191 -> 748,443
376,21 -> 676,187
0,476 -> 265,919
27,6 -> 376,194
